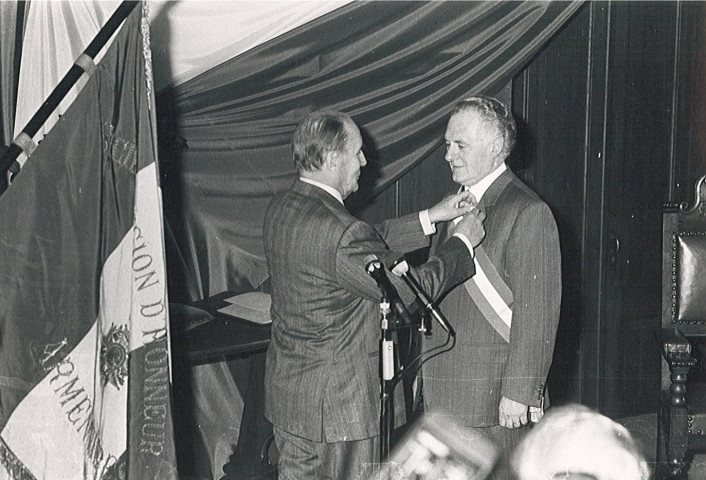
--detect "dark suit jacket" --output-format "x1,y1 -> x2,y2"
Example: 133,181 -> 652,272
423,168 -> 561,427
263,180 -> 474,442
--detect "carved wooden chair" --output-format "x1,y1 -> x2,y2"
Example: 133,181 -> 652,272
658,175 -> 706,479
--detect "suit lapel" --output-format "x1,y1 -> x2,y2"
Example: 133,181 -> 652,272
477,168 -> 514,234
479,168 -> 513,208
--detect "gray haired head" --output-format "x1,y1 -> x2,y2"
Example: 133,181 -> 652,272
451,95 -> 517,159
291,111 -> 353,173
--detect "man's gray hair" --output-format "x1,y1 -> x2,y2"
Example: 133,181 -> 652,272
291,111 -> 352,172
511,404 -> 651,480
452,96 -> 517,158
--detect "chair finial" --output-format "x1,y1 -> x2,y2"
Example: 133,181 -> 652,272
680,175 -> 706,214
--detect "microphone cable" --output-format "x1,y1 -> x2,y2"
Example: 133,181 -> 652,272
392,329 -> 455,388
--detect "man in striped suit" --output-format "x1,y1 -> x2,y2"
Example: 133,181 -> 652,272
422,96 -> 562,480
263,110 -> 487,480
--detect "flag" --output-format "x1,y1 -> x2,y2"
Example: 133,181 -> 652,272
12,1 -> 121,147
0,4 -> 178,479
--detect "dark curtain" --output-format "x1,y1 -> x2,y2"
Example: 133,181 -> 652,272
158,1 -> 583,301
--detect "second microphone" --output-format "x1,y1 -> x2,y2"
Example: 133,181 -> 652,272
365,254 -> 412,327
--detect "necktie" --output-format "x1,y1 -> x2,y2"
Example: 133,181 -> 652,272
452,192 -> 478,226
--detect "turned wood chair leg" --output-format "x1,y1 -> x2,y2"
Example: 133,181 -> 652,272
664,352 -> 696,479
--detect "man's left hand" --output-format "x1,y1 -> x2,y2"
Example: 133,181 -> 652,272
428,191 -> 477,223
498,396 -> 529,429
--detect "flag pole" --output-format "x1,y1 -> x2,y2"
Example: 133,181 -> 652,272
0,0 -> 140,183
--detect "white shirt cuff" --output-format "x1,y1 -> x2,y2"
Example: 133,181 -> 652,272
419,209 -> 436,235
452,233 -> 475,258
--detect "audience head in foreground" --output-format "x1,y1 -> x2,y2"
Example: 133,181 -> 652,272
510,404 -> 650,480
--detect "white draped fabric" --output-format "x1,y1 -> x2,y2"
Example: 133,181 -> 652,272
148,0 -> 352,91
13,0 -> 350,158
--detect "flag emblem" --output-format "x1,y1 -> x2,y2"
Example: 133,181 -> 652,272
101,324 -> 129,389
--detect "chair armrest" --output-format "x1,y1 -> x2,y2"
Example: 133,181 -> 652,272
662,327 -> 692,354
661,327 -> 697,369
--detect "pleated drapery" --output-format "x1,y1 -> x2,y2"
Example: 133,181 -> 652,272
159,1 -> 584,301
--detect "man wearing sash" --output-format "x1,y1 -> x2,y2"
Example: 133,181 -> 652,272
421,96 -> 561,480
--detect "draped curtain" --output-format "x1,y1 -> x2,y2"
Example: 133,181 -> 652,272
159,0 -> 584,302
149,0 -> 352,91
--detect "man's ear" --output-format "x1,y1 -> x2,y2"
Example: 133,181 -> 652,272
490,135 -> 504,157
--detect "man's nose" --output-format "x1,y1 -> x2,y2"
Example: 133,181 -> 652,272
359,153 -> 367,166
445,145 -> 456,162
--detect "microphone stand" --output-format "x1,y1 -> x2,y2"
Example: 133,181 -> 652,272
390,258 -> 456,337
366,255 -> 418,462
377,290 -> 394,462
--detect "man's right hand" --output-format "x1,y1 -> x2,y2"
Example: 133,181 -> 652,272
449,208 -> 486,247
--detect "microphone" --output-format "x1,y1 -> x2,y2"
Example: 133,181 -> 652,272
389,257 -> 455,337
365,254 -> 412,326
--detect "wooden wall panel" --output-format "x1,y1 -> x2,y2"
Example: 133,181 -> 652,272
599,1 -> 676,416
400,149 -> 456,217
511,2 -> 592,406
576,1 -> 612,411
674,1 -> 706,202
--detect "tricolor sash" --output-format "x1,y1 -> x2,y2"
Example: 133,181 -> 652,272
463,245 -> 546,420
463,245 -> 513,343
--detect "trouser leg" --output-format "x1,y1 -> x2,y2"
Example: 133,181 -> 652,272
273,427 -> 379,480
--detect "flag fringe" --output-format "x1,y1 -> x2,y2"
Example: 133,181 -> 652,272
101,453 -> 126,480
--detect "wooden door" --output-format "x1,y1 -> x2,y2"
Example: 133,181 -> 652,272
514,1 -> 678,416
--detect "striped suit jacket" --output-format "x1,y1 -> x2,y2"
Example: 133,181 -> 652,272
263,180 -> 475,442
423,168 -> 561,427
